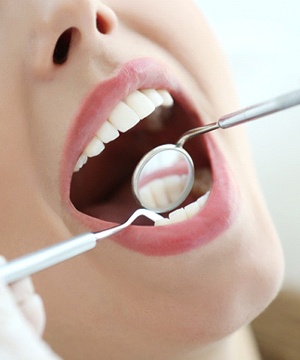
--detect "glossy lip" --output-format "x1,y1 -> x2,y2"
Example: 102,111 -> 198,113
61,58 -> 240,256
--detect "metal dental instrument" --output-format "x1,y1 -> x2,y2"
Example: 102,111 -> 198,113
0,209 -> 163,284
132,88 -> 300,213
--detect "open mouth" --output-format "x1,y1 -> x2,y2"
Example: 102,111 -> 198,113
62,59 -> 238,255
70,87 -> 212,225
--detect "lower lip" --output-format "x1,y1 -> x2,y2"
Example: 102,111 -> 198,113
112,137 -> 239,256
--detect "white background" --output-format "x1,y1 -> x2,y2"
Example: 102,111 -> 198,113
195,1 -> 300,288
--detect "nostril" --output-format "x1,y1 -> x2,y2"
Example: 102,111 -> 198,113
96,13 -> 110,34
53,28 -> 75,65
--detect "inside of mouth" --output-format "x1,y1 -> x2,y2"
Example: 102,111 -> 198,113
70,100 -> 212,225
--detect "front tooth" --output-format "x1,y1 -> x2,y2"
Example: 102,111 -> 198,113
155,218 -> 172,227
168,192 -> 210,223
108,102 -> 140,132
96,121 -> 119,143
141,89 -> 164,107
169,208 -> 189,223
76,88 -> 173,173
125,90 -> 155,119
157,90 -> 174,107
83,137 -> 105,157
184,201 -> 200,218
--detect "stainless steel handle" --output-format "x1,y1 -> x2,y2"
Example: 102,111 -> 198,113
0,233 -> 97,284
176,88 -> 300,147
218,89 -> 300,129
0,209 -> 163,284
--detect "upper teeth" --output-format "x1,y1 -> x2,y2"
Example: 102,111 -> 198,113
74,89 -> 174,172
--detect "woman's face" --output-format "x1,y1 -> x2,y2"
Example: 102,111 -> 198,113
0,0 -> 284,358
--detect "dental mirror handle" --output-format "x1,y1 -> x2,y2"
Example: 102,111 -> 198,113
0,233 -> 97,284
218,88 -> 300,128
0,209 -> 162,284
177,88 -> 300,146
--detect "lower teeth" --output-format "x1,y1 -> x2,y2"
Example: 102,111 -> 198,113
148,167 -> 212,226
154,191 -> 210,227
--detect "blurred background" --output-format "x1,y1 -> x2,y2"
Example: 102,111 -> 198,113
195,0 -> 300,288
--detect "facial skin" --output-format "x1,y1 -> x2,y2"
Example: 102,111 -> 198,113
0,1 -> 284,359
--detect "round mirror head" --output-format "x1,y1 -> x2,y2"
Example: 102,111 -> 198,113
132,145 -> 194,213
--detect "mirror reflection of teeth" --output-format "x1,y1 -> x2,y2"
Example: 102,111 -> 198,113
153,168 -> 212,226
154,191 -> 210,226
139,175 -> 188,209
74,89 -> 174,172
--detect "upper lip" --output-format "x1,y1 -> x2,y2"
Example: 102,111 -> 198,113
61,58 -> 239,256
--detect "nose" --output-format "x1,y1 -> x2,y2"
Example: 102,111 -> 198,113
32,0 -> 118,76
53,0 -> 118,64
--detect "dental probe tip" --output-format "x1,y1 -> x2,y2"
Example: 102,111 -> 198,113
138,209 -> 164,222
93,209 -> 163,241
126,209 -> 163,224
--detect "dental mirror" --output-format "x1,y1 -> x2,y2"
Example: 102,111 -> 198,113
133,88 -> 300,213
132,145 -> 194,213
